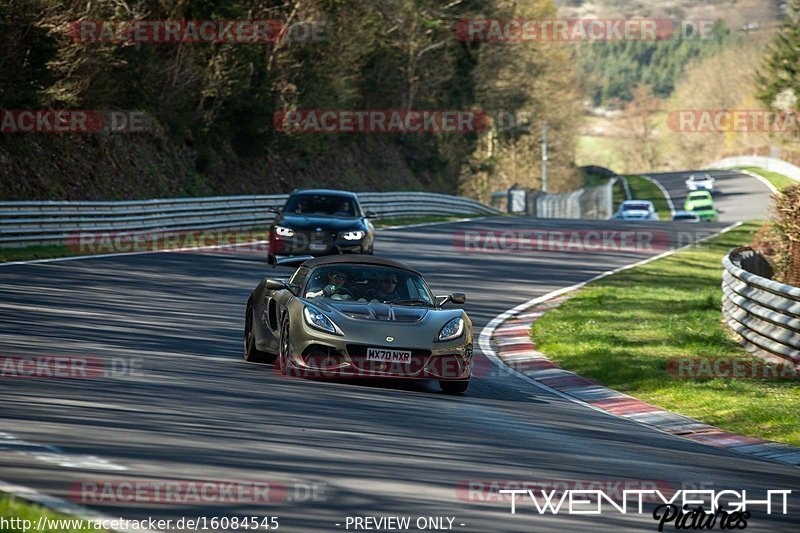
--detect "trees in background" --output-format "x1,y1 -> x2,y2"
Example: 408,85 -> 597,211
0,0 -> 582,200
757,0 -> 800,118
579,21 -> 733,106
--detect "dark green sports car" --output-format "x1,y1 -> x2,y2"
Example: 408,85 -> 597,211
244,255 -> 473,394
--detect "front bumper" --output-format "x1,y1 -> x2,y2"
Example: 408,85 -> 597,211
284,326 -> 473,380
269,234 -> 366,259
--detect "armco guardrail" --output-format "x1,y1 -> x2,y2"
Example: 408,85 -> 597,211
0,192 -> 499,247
722,247 -> 800,364
706,156 -> 800,182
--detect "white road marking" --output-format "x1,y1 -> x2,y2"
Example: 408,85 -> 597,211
640,174 -> 676,217
0,216 -> 493,267
732,168 -> 779,194
0,479 -> 160,533
0,432 -> 127,471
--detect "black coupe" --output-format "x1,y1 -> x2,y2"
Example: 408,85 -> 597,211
267,189 -> 377,264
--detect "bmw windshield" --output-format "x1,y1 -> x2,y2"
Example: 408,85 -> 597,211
283,194 -> 357,217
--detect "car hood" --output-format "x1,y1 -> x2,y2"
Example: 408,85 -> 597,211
309,299 -> 432,323
275,214 -> 363,231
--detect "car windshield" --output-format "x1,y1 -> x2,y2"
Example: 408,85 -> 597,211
284,194 -> 356,217
622,203 -> 651,211
304,265 -> 434,305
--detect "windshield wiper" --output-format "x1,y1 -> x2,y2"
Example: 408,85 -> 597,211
388,298 -> 431,306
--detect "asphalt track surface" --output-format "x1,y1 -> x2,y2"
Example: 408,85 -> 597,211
1,170 -> 796,532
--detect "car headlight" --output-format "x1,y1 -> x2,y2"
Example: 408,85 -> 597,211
275,225 -> 294,237
438,317 -> 465,341
342,230 -> 365,241
303,306 -> 342,335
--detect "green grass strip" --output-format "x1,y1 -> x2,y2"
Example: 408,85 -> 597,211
532,221 -> 800,446
737,166 -> 798,191
0,495 -> 107,532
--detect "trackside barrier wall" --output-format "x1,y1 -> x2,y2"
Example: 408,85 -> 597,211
533,177 -> 623,219
706,156 -> 800,182
0,192 -> 500,247
722,247 -> 800,364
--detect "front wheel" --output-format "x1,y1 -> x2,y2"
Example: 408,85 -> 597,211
440,379 -> 469,394
277,313 -> 291,375
244,305 -> 274,363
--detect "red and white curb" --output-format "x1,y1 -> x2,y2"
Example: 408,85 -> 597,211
484,288 -> 800,467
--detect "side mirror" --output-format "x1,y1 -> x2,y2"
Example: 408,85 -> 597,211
450,293 -> 466,304
436,293 -> 466,306
265,278 -> 288,291
365,210 -> 379,219
267,206 -> 281,215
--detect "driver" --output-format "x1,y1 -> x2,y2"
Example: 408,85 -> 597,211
365,273 -> 399,302
306,270 -> 352,299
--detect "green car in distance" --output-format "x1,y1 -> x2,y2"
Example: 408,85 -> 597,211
684,191 -> 719,221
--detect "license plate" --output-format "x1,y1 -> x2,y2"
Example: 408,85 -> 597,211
366,347 -> 412,364
309,243 -> 327,252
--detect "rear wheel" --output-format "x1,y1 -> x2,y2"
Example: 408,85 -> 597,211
440,379 -> 469,394
244,305 -> 273,363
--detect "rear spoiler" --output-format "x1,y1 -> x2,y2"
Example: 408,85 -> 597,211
273,255 -> 315,268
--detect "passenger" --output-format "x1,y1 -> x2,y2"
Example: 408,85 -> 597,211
365,273 -> 399,302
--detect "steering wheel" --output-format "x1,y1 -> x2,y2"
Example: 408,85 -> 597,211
326,285 -> 354,298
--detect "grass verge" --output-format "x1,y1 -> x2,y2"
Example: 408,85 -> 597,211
737,166 -> 798,191
625,175 -> 671,220
531,221 -> 800,447
0,495 -> 106,532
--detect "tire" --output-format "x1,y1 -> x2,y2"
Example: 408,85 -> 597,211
244,305 -> 274,363
277,313 -> 291,375
440,379 -> 469,394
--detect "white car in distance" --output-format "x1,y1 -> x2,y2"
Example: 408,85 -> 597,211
613,200 -> 660,221
685,173 -> 715,193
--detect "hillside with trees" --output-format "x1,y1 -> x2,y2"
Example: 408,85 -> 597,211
0,0 -> 581,201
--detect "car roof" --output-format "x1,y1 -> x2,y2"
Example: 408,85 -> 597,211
688,191 -> 712,197
621,200 -> 653,207
289,189 -> 358,198
301,254 -> 422,274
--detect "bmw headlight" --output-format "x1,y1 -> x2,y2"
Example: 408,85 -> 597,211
342,230 -> 365,241
303,306 -> 342,335
275,225 -> 295,237
438,317 -> 464,341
